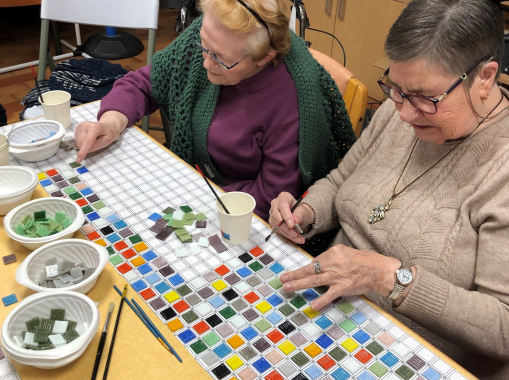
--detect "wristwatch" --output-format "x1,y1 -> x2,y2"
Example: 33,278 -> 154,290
387,262 -> 413,301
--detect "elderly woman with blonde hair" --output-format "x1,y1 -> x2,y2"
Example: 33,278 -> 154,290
73,0 -> 356,221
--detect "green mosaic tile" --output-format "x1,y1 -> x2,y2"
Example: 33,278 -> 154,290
369,361 -> 388,378
82,205 -> 94,214
329,346 -> 347,362
278,304 -> 295,317
182,310 -> 199,324
253,318 -> 271,333
69,162 -> 81,168
176,285 -> 193,297
339,318 -> 356,333
180,205 -> 193,213
290,296 -> 306,309
175,229 -> 187,236
171,219 -> 184,229
68,176 -> 80,184
109,255 -> 123,265
366,341 -> 384,356
269,278 -> 283,290
313,286 -> 329,294
93,201 -> 106,210
190,340 -> 208,354
182,219 -> 193,226
106,246 -> 115,255
68,192 -> 82,200
195,213 -> 207,221
395,365 -> 415,380
163,214 -> 173,220
291,352 -> 310,367
337,301 -> 355,315
248,261 -> 263,272
219,306 -> 236,319
163,207 -> 175,214
179,233 -> 193,242
129,234 -> 143,244
184,212 -> 196,220
202,331 -> 221,347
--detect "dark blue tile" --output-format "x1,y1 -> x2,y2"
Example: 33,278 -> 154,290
80,188 -> 93,196
236,267 -> 252,278
266,294 -> 283,307
40,179 -> 52,187
142,250 -> 157,261
252,357 -> 271,373
178,329 -> 196,344
169,273 -> 185,286
315,334 -> 334,349
87,212 -> 100,221
149,212 -> 162,221
131,279 -> 148,292
240,326 -> 258,340
137,263 -> 153,275
352,329 -> 370,344
302,289 -> 319,302
76,166 -> 89,174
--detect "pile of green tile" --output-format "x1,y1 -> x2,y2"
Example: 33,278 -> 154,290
14,309 -> 80,350
161,206 -> 206,242
14,211 -> 73,238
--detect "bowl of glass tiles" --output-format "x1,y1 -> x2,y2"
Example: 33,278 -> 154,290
0,291 -> 99,368
16,239 -> 108,294
4,197 -> 85,250
8,120 -> 65,162
0,166 -> 38,216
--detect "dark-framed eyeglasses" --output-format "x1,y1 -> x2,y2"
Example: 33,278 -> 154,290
191,36 -> 250,70
377,55 -> 492,114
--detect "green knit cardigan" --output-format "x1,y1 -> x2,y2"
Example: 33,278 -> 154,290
151,17 -> 356,186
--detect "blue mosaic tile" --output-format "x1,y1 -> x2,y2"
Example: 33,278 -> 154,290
80,188 -> 93,196
252,357 -> 271,373
154,281 -> 171,294
422,367 -> 441,380
169,273 -> 185,286
236,267 -> 252,278
315,334 -> 334,349
76,166 -> 89,174
149,212 -> 162,221
350,311 -> 367,325
106,214 -> 120,223
2,294 -> 18,306
87,212 -> 100,221
113,220 -> 128,229
106,233 -> 121,243
302,289 -> 319,302
178,329 -> 196,344
352,329 -> 370,344
269,262 -> 284,274
380,352 -> 399,367
357,371 -> 376,380
142,250 -> 157,261
330,367 -> 350,380
266,294 -> 283,307
315,316 -> 333,330
240,326 -> 258,340
266,311 -> 283,325
131,279 -> 148,292
40,179 -> 52,186
213,343 -> 232,358
137,263 -> 153,275
209,296 -> 226,308
304,364 -> 323,380
145,272 -> 161,285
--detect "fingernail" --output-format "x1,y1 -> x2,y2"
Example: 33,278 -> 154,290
280,274 -> 288,282
309,304 -> 315,311
284,283 -> 291,290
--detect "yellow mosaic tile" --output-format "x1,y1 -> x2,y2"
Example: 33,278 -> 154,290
255,300 -> 272,314
304,343 -> 322,358
167,318 -> 184,332
130,257 -> 146,267
94,239 -> 107,247
341,338 -> 359,353
212,280 -> 227,291
133,242 -> 149,252
227,335 -> 245,349
225,355 -> 244,370
278,340 -> 296,355
38,172 -> 47,180
303,306 -> 320,319
164,291 -> 180,303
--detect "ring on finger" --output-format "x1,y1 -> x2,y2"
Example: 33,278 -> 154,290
313,261 -> 323,275
269,207 -> 281,216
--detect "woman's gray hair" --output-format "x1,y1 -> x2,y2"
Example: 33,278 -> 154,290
385,0 -> 504,79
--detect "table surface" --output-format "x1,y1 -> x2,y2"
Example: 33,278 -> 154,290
0,102 -> 477,380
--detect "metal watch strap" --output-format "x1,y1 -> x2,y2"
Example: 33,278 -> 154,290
387,262 -> 411,301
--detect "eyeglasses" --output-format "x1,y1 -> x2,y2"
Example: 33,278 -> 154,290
191,36 -> 250,70
378,55 -> 492,114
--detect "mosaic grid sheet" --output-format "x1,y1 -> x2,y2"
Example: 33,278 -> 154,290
0,344 -> 20,380
2,103 -> 469,380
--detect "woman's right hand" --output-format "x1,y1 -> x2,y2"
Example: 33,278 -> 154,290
75,111 -> 128,163
269,192 -> 315,244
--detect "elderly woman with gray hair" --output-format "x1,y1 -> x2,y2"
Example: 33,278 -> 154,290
269,0 -> 509,377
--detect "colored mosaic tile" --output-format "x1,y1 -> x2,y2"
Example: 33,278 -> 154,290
193,321 -> 211,335
304,343 -> 322,358
227,334 -> 245,349
366,341 -> 384,356
182,310 -> 199,324
339,318 -> 356,333
164,291 -> 180,303
248,261 -> 263,272
290,296 -> 306,309
2,294 -> 17,306
337,301 -> 355,314
203,331 -> 221,346
219,306 -> 236,319
256,300 -> 272,314
368,361 -> 388,377
290,352 -> 310,367
249,246 -> 264,257
269,278 -> 283,290
212,279 -> 228,291
355,348 -> 373,364
303,307 -> 320,319
329,346 -> 348,362
395,365 -> 415,380
341,338 -> 359,352
109,255 -> 123,266
278,304 -> 295,317
254,318 -> 271,333
133,242 -> 148,252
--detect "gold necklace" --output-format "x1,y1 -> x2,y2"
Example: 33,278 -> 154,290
368,93 -> 505,224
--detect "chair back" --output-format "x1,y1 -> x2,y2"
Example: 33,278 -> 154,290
309,48 -> 368,138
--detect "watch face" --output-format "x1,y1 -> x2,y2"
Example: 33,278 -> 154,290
397,268 -> 413,285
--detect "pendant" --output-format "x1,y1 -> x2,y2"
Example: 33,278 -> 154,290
368,196 -> 393,224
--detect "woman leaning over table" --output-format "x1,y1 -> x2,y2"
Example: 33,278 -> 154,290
72,0 -> 356,221
269,0 -> 509,377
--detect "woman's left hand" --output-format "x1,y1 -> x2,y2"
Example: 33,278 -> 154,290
279,244 -> 402,310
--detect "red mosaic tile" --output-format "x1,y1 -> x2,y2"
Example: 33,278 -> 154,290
114,241 -> 128,251
86,231 -> 100,240
317,355 -> 335,370
244,291 -> 260,304
192,321 -> 211,334
173,300 -> 190,313
75,199 -> 88,207
46,169 -> 58,177
140,288 -> 156,300
354,349 -> 373,364
249,246 -> 264,257
266,330 -> 284,344
117,263 -> 132,274
265,370 -> 283,380
215,265 -> 230,276
121,249 -> 137,259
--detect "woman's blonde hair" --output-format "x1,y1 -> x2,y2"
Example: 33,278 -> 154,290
199,0 -> 290,65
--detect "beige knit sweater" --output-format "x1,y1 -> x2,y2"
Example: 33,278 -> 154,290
303,99 -> 509,379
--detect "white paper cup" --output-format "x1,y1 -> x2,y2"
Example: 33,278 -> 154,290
0,134 -> 9,166
39,91 -> 71,129
216,192 -> 256,245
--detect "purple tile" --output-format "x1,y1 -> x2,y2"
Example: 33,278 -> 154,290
119,228 -> 134,238
150,224 -> 164,233
159,266 -> 175,277
155,226 -> 174,241
152,257 -> 167,268
51,174 -> 64,182
203,271 -> 218,282
87,194 -> 100,203
253,337 -> 271,353
289,331 -> 308,346
326,325 -> 345,340
242,309 -> 259,322
192,231 -> 206,241
195,220 -> 206,228
216,323 -> 234,338
50,190 -> 64,197
56,180 -> 69,188
406,355 -> 426,370
198,286 -> 214,299
208,234 -> 222,246
257,284 -> 272,297
3,254 -> 17,265
149,297 -> 166,310
155,217 -> 168,226
224,273 -> 241,285
212,243 -> 228,253
259,254 -> 274,265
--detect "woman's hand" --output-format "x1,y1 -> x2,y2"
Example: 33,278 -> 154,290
269,192 -> 315,244
280,244 -> 402,310
75,111 -> 128,163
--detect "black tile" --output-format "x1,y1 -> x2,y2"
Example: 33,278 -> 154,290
222,289 -> 239,301
100,226 -> 114,235
159,266 -> 175,277
211,364 -> 231,379
291,374 -> 308,380
160,307 -> 176,320
206,314 -> 223,328
278,321 -> 296,335
50,191 -> 64,197
87,194 -> 100,203
238,253 -> 253,263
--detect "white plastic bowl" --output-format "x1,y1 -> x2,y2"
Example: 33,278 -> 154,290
0,166 -> 38,216
16,239 -> 109,294
1,291 -> 99,369
4,197 -> 85,250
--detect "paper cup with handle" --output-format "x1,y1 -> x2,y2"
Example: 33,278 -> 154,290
39,90 -> 71,129
216,192 -> 256,245
0,134 -> 9,166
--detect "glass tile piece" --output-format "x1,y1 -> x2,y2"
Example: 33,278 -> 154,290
406,355 -> 426,371
279,304 -> 295,317
395,365 -> 415,380
254,318 -> 271,333
329,346 -> 348,362
337,301 -> 355,315
266,349 -> 284,365
278,321 -> 296,335
369,361 -> 388,377
246,275 -> 262,287
242,309 -> 259,322
203,331 -> 221,346
290,313 -> 308,327
205,314 -> 223,328
253,337 -> 271,353
239,346 -> 258,361
289,331 -> 308,347
290,352 -> 310,367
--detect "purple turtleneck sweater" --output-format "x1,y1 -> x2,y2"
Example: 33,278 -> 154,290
98,63 -> 303,220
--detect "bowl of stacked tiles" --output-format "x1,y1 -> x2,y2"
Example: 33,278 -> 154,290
0,166 -> 38,216
0,291 -> 99,368
3,197 -> 85,250
16,239 -> 108,294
